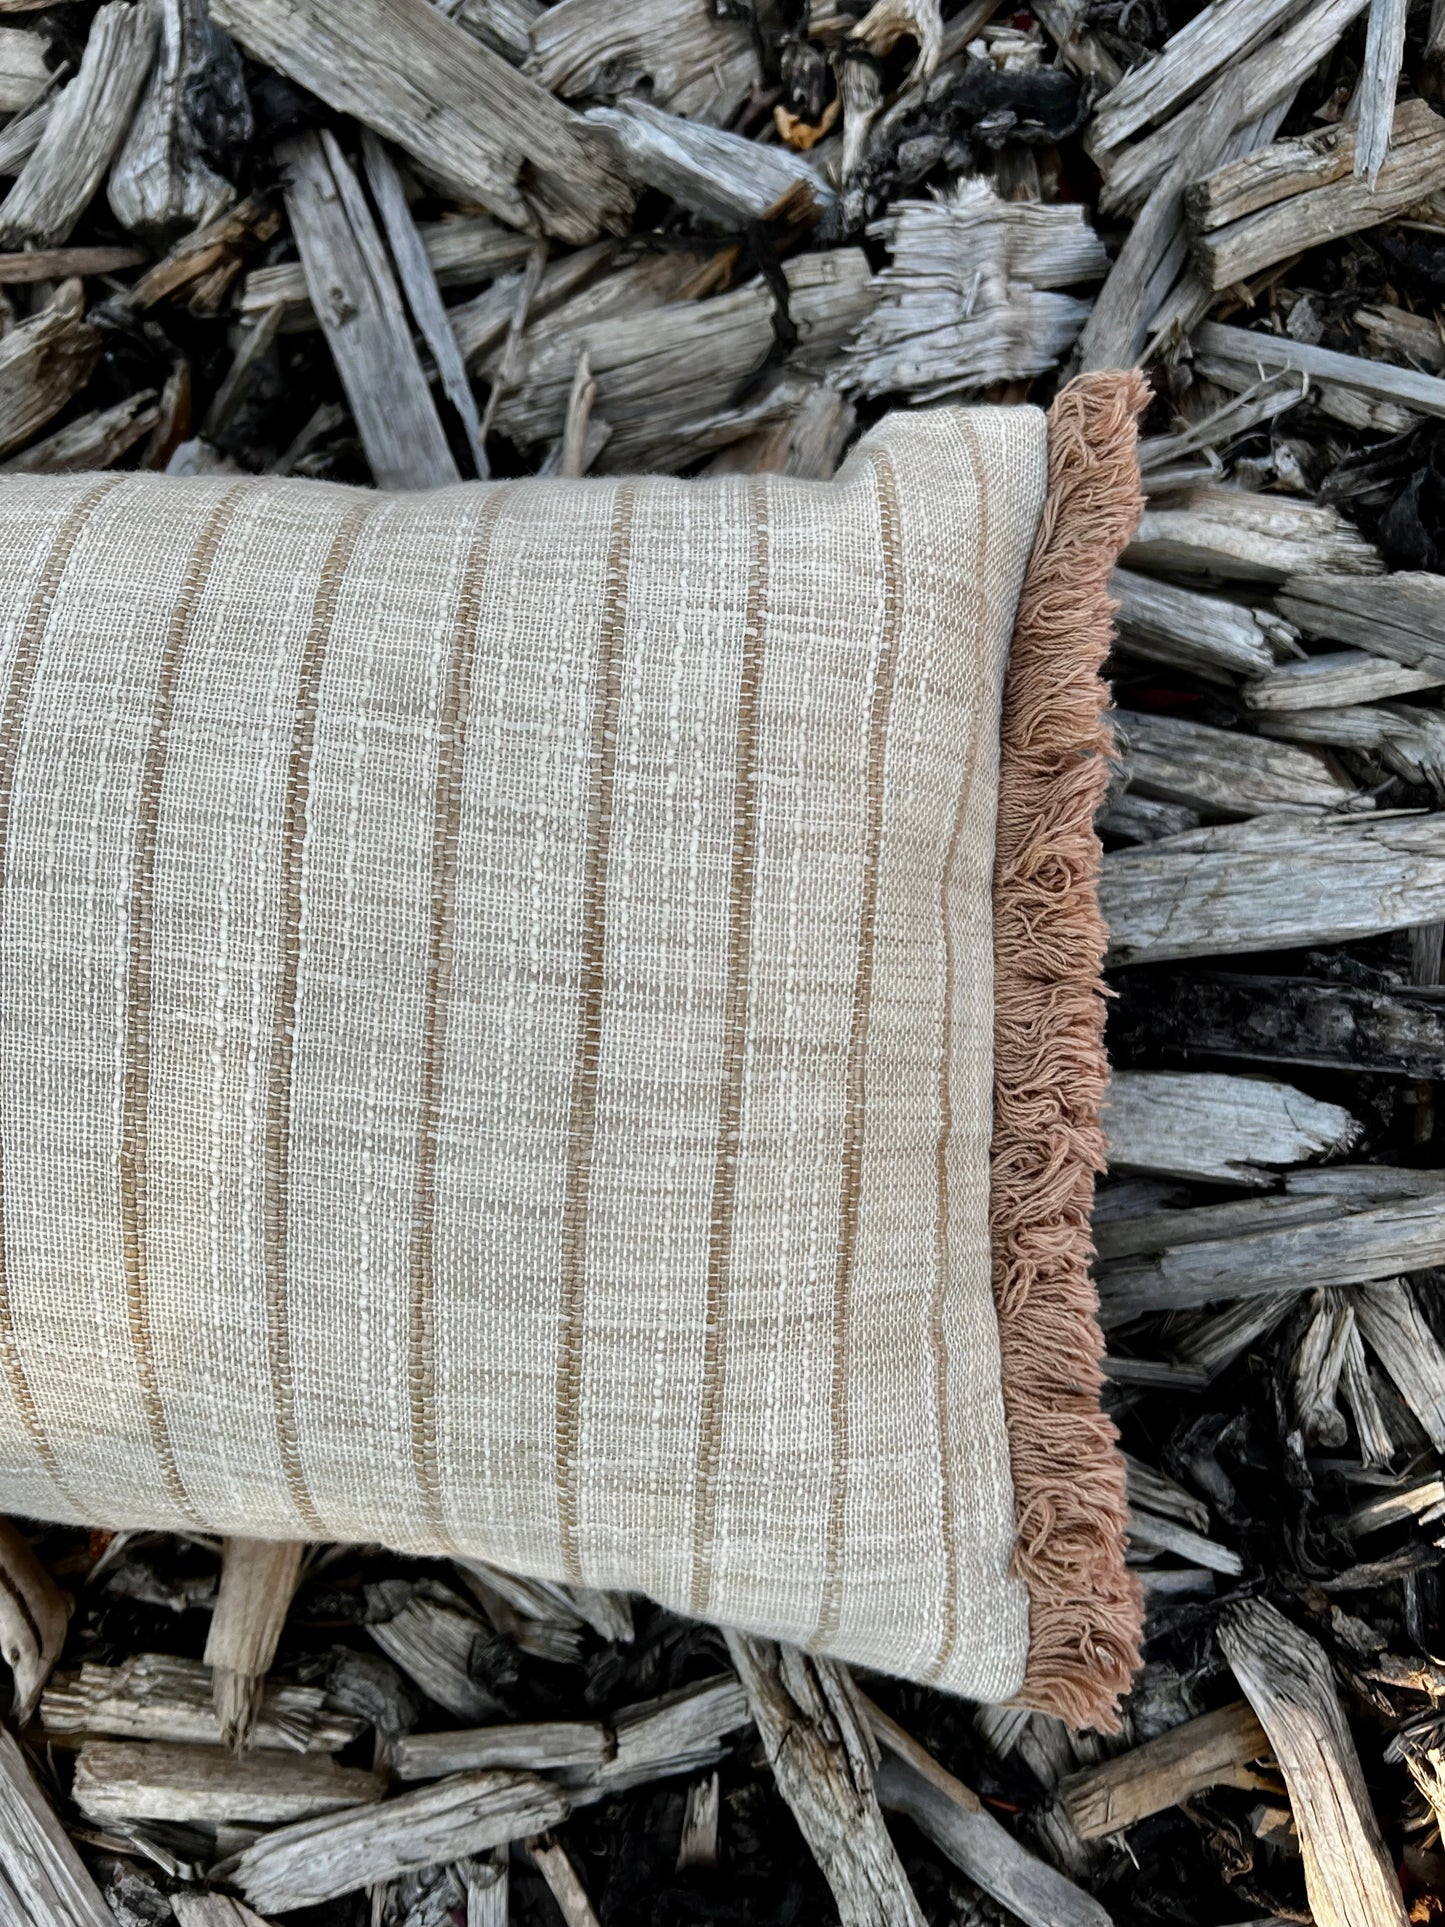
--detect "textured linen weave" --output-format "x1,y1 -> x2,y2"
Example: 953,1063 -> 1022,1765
0,406 -> 1047,1698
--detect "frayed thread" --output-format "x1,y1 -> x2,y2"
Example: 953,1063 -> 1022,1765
991,371 -> 1148,1734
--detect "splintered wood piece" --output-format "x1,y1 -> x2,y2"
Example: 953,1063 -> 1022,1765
1276,574 -> 1445,674
3,388 -> 159,471
1357,0 -> 1409,185
528,1834 -> 601,1927
1127,486 -> 1382,583
394,1719 -> 611,1782
491,249 -> 875,474
42,1653 -> 365,1752
1352,1280 -> 1445,1452
1095,1167 -> 1445,1323
1103,1070 -> 1360,1188
586,96 -> 832,228
0,1 -> 156,248
1032,0 -> 1122,88
1098,790 -> 1200,847
1109,568 -> 1280,681
0,90 -> 53,178
360,130 -> 485,477
211,0 -> 631,243
0,1520 -> 68,1724
171,1900 -> 273,1927
1257,703 -> 1445,801
864,1697 -> 1112,1927
724,1634 -> 926,1927
1087,0 -> 1299,168
1128,1506 -> 1243,1575
366,1582 -> 500,1724
280,129 -> 459,492
1293,1290 -> 1353,1448
579,1674 -> 750,1798
108,0 -> 236,241
1188,100 -> 1445,292
1218,1599 -> 1409,1927
1101,816 -> 1445,966
1338,1315 -> 1394,1468
72,1739 -> 382,1824
0,1722 -> 113,1927
1060,1701 -> 1274,1839
1113,707 -> 1369,819
706,385 -> 858,481
1194,320 -> 1445,426
124,194 -> 280,311
1170,1295 -> 1294,1379
0,25 -> 51,115
464,1852 -> 508,1927
0,279 -> 100,458
1110,969 -> 1445,1081
1349,1472 -> 1445,1537
1245,650 -> 1445,713
234,1770 -> 571,1913
0,243 -> 145,281
676,1771 -> 720,1871
529,0 -> 758,127
1100,0 -> 1370,216
556,348 -> 597,478
1076,70 -> 1245,372
204,1538 -> 305,1752
846,181 -> 1104,400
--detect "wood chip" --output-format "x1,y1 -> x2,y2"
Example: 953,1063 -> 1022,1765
234,1769 -> 571,1913
0,1721 -> 112,1927
72,1739 -> 382,1825
41,1652 -> 365,1753
1103,1069 -> 1361,1187
0,0 -> 156,247
1218,1598 -> 1409,1927
1061,1701 -> 1274,1838
725,1634 -> 927,1927
1101,816 -> 1445,966
203,1538 -> 305,1753
280,128 -> 459,491
0,1518 -> 68,1724
211,0 -> 632,243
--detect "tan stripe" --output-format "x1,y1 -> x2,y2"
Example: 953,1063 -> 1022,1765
408,487 -> 514,1545
924,422 -> 989,1682
813,450 -> 905,1650
555,480 -> 638,1582
0,481 -> 119,1504
120,486 -> 247,1529
688,476 -> 771,1619
263,500 -> 376,1537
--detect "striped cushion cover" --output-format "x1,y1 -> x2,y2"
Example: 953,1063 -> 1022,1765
0,376 -> 1144,1725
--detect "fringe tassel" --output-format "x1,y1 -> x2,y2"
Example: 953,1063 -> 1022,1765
991,370 -> 1149,1733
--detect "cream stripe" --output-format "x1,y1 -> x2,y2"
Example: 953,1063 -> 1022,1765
689,476 -> 770,1619
408,487 -> 514,1545
925,422 -> 989,1682
813,449 -> 905,1650
556,481 -> 638,1583
0,481 -> 119,1505
264,500 -> 376,1537
120,486 -> 247,1529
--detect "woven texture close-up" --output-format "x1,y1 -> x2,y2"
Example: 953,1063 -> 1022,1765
0,374 -> 1144,1726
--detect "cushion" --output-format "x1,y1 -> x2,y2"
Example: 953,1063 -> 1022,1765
0,373 -> 1145,1727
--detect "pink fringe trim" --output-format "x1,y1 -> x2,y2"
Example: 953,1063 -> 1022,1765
991,371 -> 1149,1733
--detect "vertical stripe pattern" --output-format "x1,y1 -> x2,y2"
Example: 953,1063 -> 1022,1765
119,487 -> 246,1528
0,482 -> 118,1504
688,476 -> 770,1618
813,450 -> 906,1651
555,481 -> 638,1581
262,501 -> 377,1537
925,424 -> 989,1681
407,487 -> 513,1545
0,411 -> 1051,1702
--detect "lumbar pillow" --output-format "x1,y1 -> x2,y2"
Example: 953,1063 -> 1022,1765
0,373 -> 1144,1729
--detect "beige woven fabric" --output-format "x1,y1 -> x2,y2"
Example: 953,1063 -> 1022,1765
0,406 -> 1047,1696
